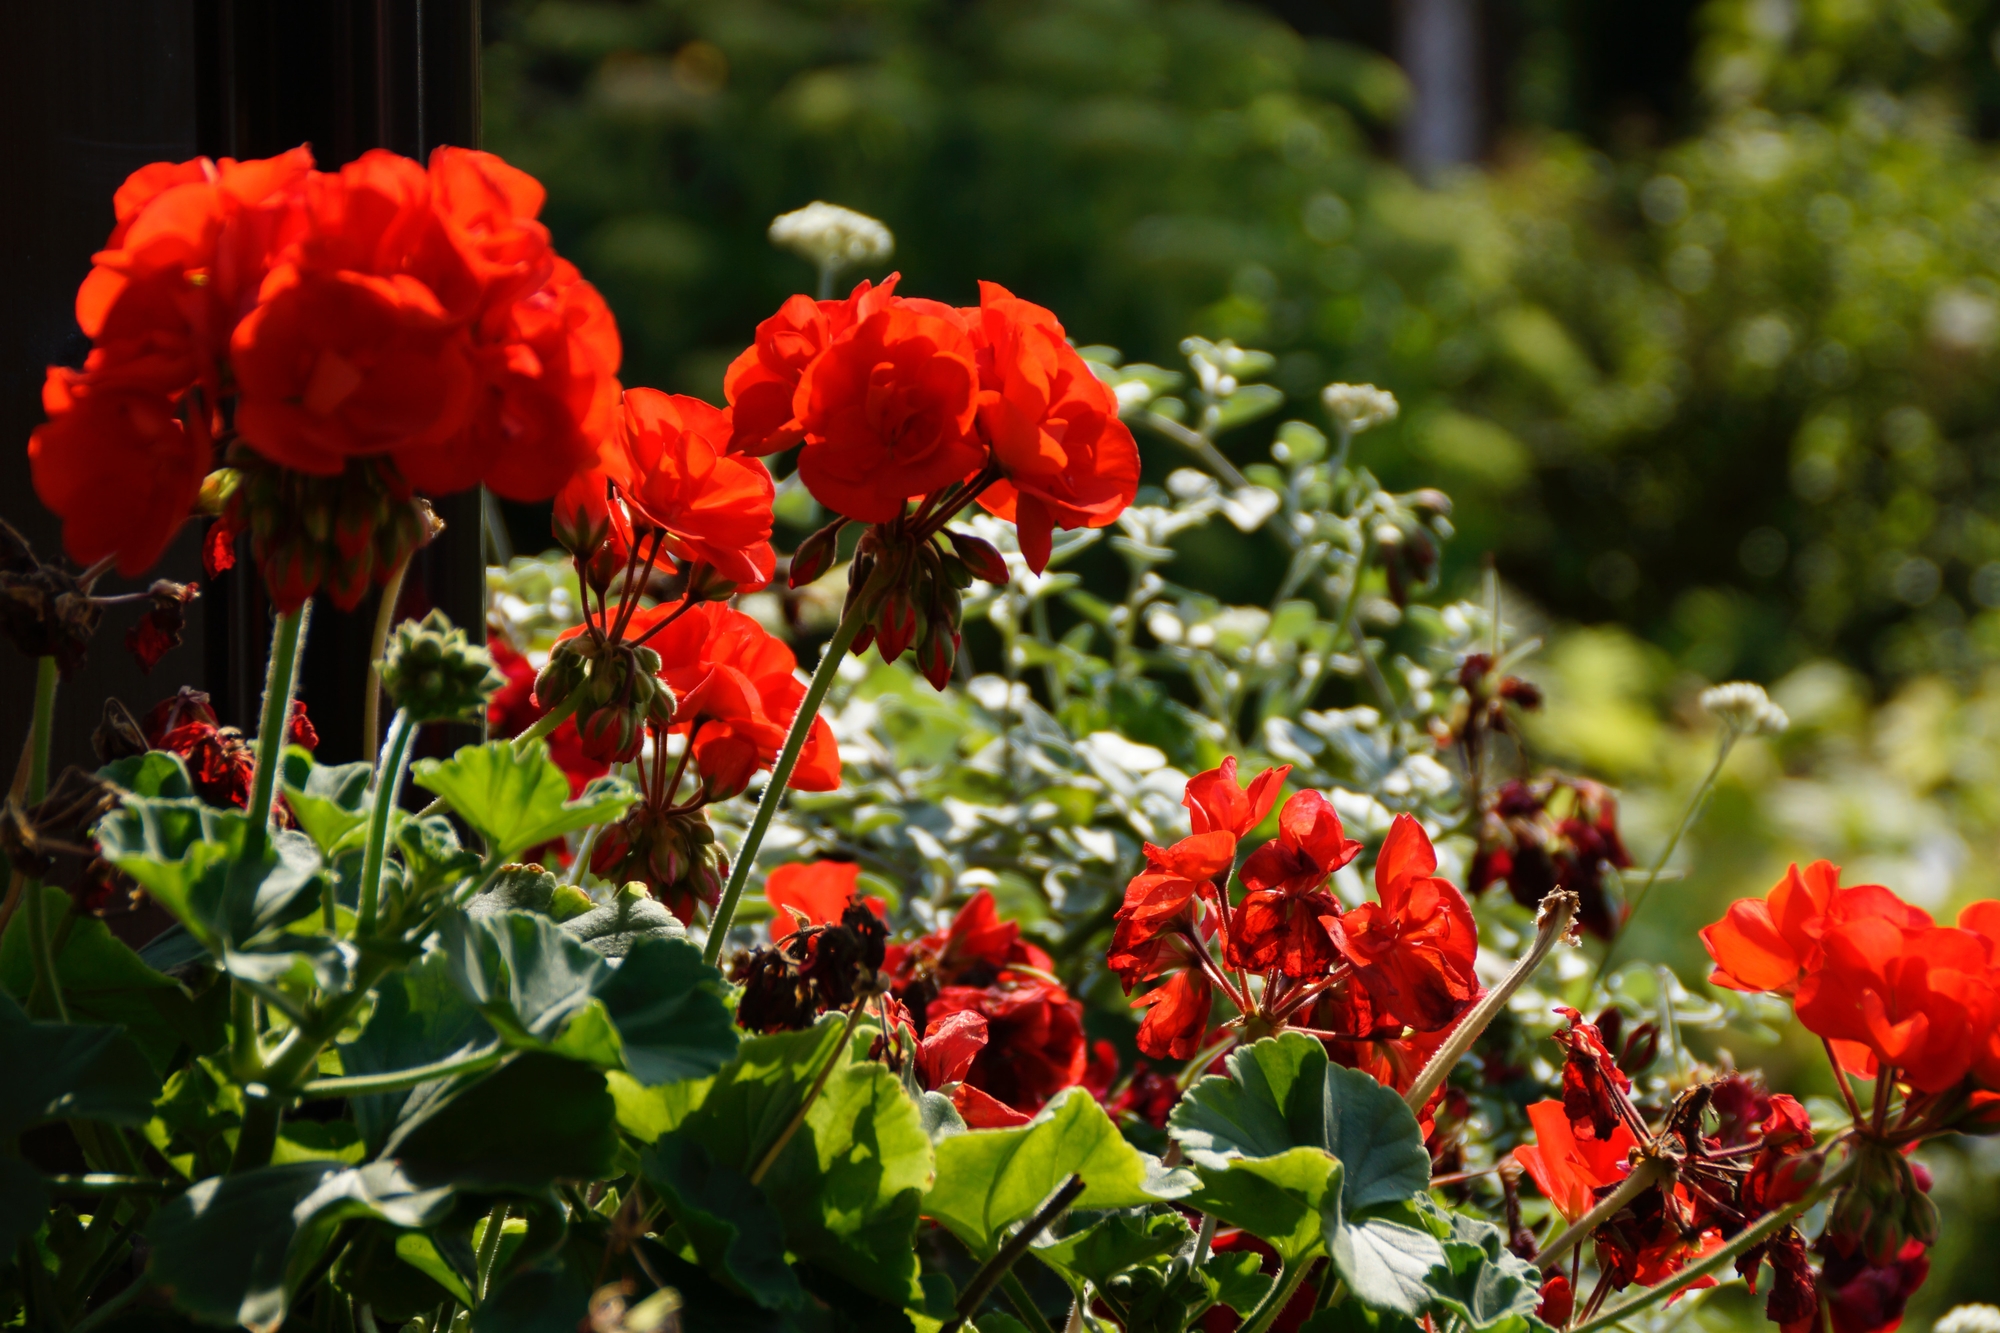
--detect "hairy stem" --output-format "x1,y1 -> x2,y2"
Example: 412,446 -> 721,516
940,1175 -> 1087,1333
1569,1154 -> 1856,1333
1535,1156 -> 1672,1271
1593,727 -> 1738,987
300,1049 -> 505,1099
510,692 -> 581,752
22,656 -> 68,1021
362,557 -> 412,765
702,586 -> 874,966
1406,888 -> 1578,1114
474,1203 -> 511,1305
246,604 -> 310,863
357,709 -> 417,937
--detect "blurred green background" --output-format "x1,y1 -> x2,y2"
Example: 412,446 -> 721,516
481,0 -> 2000,1316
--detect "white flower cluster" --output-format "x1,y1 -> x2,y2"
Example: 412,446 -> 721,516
1321,382 -> 1399,434
1937,1306 -> 2000,1333
1698,680 -> 1790,736
768,201 -> 894,272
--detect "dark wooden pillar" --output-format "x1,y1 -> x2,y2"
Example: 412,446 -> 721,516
196,0 -> 488,762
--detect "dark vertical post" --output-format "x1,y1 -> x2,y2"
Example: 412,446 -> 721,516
196,0 -> 487,763
0,3 -> 205,780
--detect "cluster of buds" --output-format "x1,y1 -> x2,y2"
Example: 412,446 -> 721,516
795,519 -> 1007,689
203,453 -> 441,612
1372,490 -> 1450,607
590,807 -> 726,926
729,900 -> 888,1033
379,611 -> 503,725
1828,1137 -> 1939,1266
535,635 -> 677,765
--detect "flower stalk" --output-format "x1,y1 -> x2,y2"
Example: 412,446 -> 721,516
244,603 -> 309,862
939,1174 -> 1087,1333
357,708 -> 417,937
21,655 -> 68,1021
1535,1155 -> 1672,1270
1405,888 -> 1578,1114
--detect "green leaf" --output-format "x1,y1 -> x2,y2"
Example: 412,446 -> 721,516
1183,1147 -> 1342,1263
466,864 -> 559,918
101,750 -> 194,798
1427,1211 -> 1547,1332
927,1086 -> 1196,1258
606,1069 -> 710,1143
411,741 -> 636,864
669,1018 -> 936,1307
0,993 -> 159,1135
279,748 -> 373,854
385,1051 -> 618,1190
1033,1208 -> 1192,1290
592,936 -> 738,1086
0,884 -> 218,1071
1327,1217 -> 1448,1318
643,1134 -> 805,1310
1099,1263 -> 1219,1333
0,1157 -> 49,1258
393,1232 -> 474,1307
562,890 -> 687,958
1212,382 -> 1285,431
1205,1250 -> 1271,1316
337,953 -> 499,1150
1170,1033 -> 1430,1218
440,907 -> 606,1047
398,815 -> 482,896
145,1162 -> 452,1332
97,801 -> 322,954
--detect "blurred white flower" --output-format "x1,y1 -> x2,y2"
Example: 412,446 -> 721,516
1937,1306 -> 2000,1333
1322,382 -> 1399,434
768,201 -> 894,273
1699,680 -> 1790,735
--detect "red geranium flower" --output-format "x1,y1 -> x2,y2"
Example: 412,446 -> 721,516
1329,813 -> 1479,1033
962,282 -> 1141,573
1132,939 -> 1217,1061
1513,1098 -> 1641,1223
1701,861 -> 1932,997
1228,790 -> 1361,976
793,303 -> 984,524
1184,757 -> 1290,840
929,976 -> 1089,1114
1793,919 -> 1996,1093
723,276 -> 901,456
1107,831 -> 1234,984
765,859 -> 884,928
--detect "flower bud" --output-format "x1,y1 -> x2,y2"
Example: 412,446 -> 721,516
197,468 -> 240,516
943,528 -> 1010,586
916,625 -> 956,690
1321,382 -> 1399,434
380,610 -> 505,724
578,701 -> 646,764
874,585 -> 921,663
534,638 -> 591,713
788,518 -> 847,589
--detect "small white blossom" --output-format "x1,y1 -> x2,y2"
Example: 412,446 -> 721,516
1699,681 -> 1790,736
1937,1306 -> 2000,1333
767,201 -> 894,272
1322,382 -> 1399,434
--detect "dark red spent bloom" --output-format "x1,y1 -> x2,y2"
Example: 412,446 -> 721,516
124,579 -> 200,673
1330,814 -> 1480,1033
1108,1065 -> 1182,1129
1229,790 -> 1360,977
1802,1239 -> 1931,1333
1470,776 -> 1632,939
1550,1006 -> 1636,1142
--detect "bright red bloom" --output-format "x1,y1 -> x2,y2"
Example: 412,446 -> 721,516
583,601 -> 841,800
1229,791 -> 1361,976
1513,1098 -> 1641,1223
962,283 -> 1140,573
1794,919 -> 1995,1092
953,1083 -> 1034,1129
930,975 -> 1088,1113
1184,757 -> 1290,839
1701,861 -> 1931,997
886,888 -> 1044,989
723,277 -> 901,456
793,304 -> 983,524
557,388 -> 775,587
1536,1276 -> 1574,1328
765,860 -> 884,928
29,370 -> 207,577
1329,814 -> 1479,1032
1107,831 -> 1234,984
1132,938 -> 1217,1061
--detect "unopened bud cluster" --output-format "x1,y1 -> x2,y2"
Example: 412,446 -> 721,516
536,636 -> 676,764
590,806 -> 727,923
379,611 -> 503,724
1700,680 -> 1789,736
1322,382 -> 1399,434
216,455 -> 440,612
802,523 -> 1008,688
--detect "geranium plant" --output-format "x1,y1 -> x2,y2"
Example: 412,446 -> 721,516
2,150 -> 1994,1333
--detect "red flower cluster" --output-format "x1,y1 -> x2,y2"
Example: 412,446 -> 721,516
1703,862 -> 2000,1095
886,889 -> 1088,1116
764,859 -> 886,929
1109,758 -> 1480,1071
33,146 -> 620,608
730,277 -> 1139,573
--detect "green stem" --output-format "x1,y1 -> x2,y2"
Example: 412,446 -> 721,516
510,692 -> 581,752
999,1269 -> 1057,1333
1405,889 -> 1577,1115
1535,1156 -> 1671,1271
1568,1153 -> 1856,1333
748,1003 -> 868,1186
44,1174 -> 179,1197
68,1273 -> 147,1333
231,1093 -> 282,1176
23,657 -> 67,1021
363,556 -> 412,766
1592,726 -> 1738,988
939,1175 -> 1086,1333
300,1049 -> 504,1099
246,605 -> 310,863
701,592 -> 873,967
358,709 -> 417,937
474,1203 -> 511,1305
